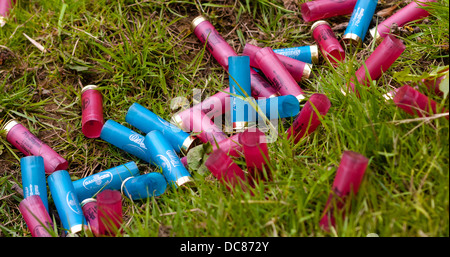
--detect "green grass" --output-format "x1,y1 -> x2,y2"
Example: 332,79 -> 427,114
0,0 -> 448,237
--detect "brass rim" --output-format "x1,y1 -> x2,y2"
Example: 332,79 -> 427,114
232,121 -> 248,131
0,16 -> 6,28
81,85 -> 98,94
296,94 -> 306,103
302,63 -> 312,79
343,33 -> 362,47
310,45 -> 319,64
0,119 -> 18,137
191,15 -> 207,31
171,113 -> 184,129
310,20 -> 330,33
176,176 -> 194,187
80,198 -> 97,207
268,93 -> 279,98
180,136 -> 197,155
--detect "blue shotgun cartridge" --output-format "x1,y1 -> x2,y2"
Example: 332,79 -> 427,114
121,172 -> 167,200
100,119 -> 151,162
229,56 -> 253,131
20,156 -> 49,212
73,161 -> 140,202
125,103 -> 197,154
144,130 -> 193,187
343,0 -> 378,46
48,170 -> 87,234
273,45 -> 319,64
255,95 -> 300,120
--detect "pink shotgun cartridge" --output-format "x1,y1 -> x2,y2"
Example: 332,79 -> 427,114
239,129 -> 271,181
81,198 -> 101,237
19,195 -> 54,237
370,0 -> 437,41
300,0 -> 358,23
287,93 -> 331,144
393,85 -> 448,119
243,43 -> 312,83
349,35 -> 405,92
97,189 -> 123,236
319,151 -> 369,232
311,20 -> 345,65
205,148 -> 248,192
81,85 -> 104,138
191,15 -> 237,70
1,119 -> 68,174
254,47 -> 306,102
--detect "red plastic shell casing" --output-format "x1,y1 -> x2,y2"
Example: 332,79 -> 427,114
300,0 -> 358,23
319,151 -> 369,232
19,195 -> 53,237
97,189 -> 123,236
81,85 -> 104,138
287,94 -> 331,144
311,21 -> 345,65
2,120 -> 68,174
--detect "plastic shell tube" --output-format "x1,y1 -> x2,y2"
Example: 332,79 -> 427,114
144,130 -> 193,187
311,21 -> 345,65
229,56 -> 253,130
273,45 -> 319,64
287,94 -> 331,144
250,69 -> 281,99
393,85 -> 447,119
20,156 -> 49,212
97,189 -> 123,236
229,56 -> 252,100
81,198 -> 100,237
253,47 -> 306,102
300,0 -> 358,23
72,161 -> 140,202
255,95 -> 300,120
319,151 -> 369,232
47,170 -> 87,235
349,35 -> 405,92
243,43 -> 312,84
125,103 -> 197,154
204,148 -> 248,192
100,120 -> 151,162
121,173 -> 167,200
238,129 -> 270,181
343,0 -> 378,46
370,0 -> 436,41
0,119 -> 68,174
0,0 -> 15,27
171,108 -> 227,145
19,195 -> 54,237
191,15 -> 237,70
81,85 -> 104,138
